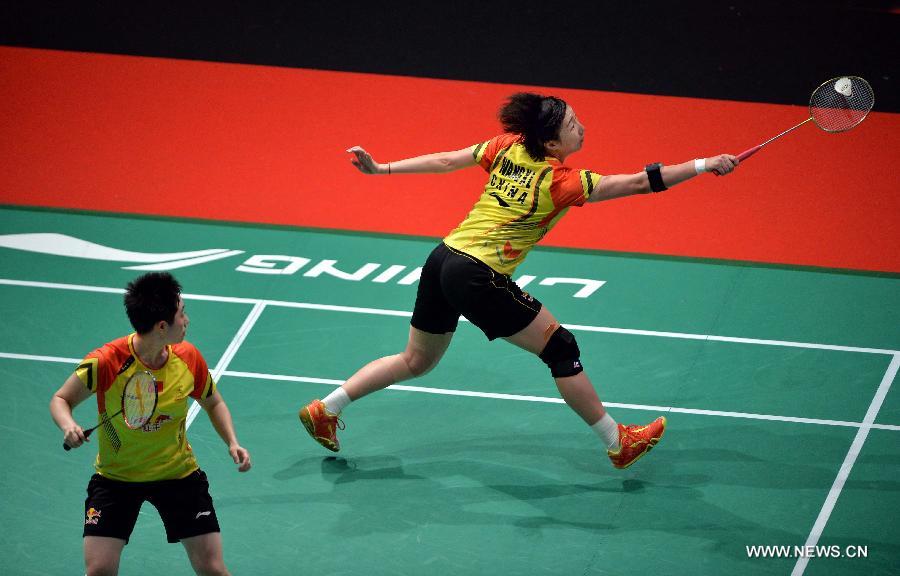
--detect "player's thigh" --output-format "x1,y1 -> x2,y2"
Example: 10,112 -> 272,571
83,474 -> 144,543
405,325 -> 454,367
148,470 -> 220,544
410,244 -> 461,336
503,306 -> 561,355
440,250 -> 542,341
182,532 -> 227,575
84,536 -> 126,575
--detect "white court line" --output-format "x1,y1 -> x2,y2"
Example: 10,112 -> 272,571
5,352 -> 900,431
220,369 -> 900,432
185,301 -> 268,429
4,277 -> 900,432
792,353 -> 900,576
2,278 -> 898,355
0,352 -> 82,364
566,324 -> 898,356
0,278 -> 127,295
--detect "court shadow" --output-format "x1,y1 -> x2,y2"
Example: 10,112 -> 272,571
258,426 -> 898,564
323,455 -> 428,484
653,422 -> 859,491
272,455 -> 336,480
320,455 -> 355,473
273,454 -> 427,484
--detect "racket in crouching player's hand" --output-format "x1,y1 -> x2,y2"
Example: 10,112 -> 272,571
703,154 -> 739,176
735,76 -> 874,162
63,371 -> 158,451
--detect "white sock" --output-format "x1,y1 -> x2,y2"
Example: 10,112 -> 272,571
322,387 -> 351,415
591,413 -> 620,451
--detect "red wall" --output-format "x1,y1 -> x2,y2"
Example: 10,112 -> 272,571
2,47 -> 898,273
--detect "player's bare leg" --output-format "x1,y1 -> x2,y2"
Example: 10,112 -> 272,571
504,306 -> 606,424
182,532 -> 229,576
299,326 -> 453,451
343,326 -> 453,400
84,536 -> 125,576
505,306 -> 666,468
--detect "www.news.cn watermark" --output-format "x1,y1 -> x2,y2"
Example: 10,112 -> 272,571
746,545 -> 868,559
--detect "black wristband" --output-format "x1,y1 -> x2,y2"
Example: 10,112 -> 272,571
645,162 -> 667,193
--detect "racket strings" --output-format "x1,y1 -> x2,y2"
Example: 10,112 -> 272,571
123,372 -> 157,428
809,77 -> 874,132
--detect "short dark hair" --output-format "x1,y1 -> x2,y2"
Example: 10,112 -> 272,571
498,92 -> 568,161
123,272 -> 182,334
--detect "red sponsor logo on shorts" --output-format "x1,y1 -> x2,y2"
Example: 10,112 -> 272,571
85,507 -> 101,525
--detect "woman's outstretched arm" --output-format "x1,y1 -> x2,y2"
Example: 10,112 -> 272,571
347,145 -> 477,175
588,154 -> 738,202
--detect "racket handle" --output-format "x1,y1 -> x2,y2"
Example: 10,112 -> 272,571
62,427 -> 94,451
737,145 -> 762,162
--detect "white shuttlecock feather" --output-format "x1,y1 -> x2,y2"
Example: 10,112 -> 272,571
834,77 -> 853,97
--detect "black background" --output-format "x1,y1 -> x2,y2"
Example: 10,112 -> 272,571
2,1 -> 898,111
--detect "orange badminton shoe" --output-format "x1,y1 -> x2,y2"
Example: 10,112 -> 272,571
608,416 -> 666,469
299,399 -> 344,452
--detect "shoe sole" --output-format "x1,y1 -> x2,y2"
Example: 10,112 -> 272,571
614,417 -> 667,469
298,407 -> 340,452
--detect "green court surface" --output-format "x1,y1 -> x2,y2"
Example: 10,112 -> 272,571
1,207 -> 898,575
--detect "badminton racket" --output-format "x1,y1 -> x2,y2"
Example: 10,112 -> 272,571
737,76 -> 874,162
63,370 -> 158,450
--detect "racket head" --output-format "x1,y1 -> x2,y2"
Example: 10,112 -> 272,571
121,370 -> 158,429
809,76 -> 874,133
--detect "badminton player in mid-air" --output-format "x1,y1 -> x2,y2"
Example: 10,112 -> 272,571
50,272 -> 251,576
299,92 -> 738,469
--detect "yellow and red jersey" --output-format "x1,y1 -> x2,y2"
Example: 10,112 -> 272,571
74,334 -> 216,482
443,133 -> 602,275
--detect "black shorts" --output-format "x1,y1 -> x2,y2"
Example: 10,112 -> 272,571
83,469 -> 220,544
411,243 -> 542,340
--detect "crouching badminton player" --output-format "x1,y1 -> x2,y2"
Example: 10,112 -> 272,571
299,92 -> 738,469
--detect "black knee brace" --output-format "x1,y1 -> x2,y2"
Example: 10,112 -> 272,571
539,327 -> 584,378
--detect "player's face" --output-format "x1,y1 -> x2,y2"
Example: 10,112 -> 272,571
164,298 -> 189,344
558,106 -> 585,155
547,106 -> 584,160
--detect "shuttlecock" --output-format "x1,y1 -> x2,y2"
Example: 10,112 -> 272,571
834,77 -> 853,97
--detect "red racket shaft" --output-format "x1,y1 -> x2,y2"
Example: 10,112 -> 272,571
737,145 -> 762,161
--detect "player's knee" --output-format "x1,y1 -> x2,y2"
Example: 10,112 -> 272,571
401,349 -> 440,377
539,326 -> 584,378
189,557 -> 228,576
85,561 -> 119,576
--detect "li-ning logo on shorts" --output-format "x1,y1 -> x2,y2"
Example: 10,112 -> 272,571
85,507 -> 101,525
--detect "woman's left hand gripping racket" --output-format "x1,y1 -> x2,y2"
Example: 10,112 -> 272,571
63,370 -> 159,451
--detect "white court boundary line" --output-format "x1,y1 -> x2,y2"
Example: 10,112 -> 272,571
5,351 -> 898,432
792,354 -> 899,576
220,368 -> 900,432
184,301 -> 268,428
2,278 -> 898,355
